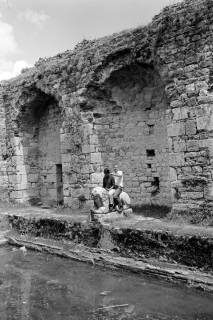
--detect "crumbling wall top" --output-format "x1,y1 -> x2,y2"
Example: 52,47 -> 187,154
1,0 -> 212,95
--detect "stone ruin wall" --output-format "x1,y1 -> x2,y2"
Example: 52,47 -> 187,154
0,0 -> 213,217
84,64 -> 172,206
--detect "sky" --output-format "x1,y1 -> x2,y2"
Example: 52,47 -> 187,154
0,0 -> 182,81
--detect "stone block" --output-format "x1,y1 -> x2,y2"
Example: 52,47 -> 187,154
81,165 -> 90,174
46,174 -> 56,182
47,188 -> 57,199
17,175 -> 28,189
28,174 -> 38,183
11,190 -> 28,200
170,168 -> 177,182
199,138 -> 213,156
185,120 -> 197,136
186,140 -> 200,152
197,95 -> 213,104
172,107 -> 189,120
169,153 -> 185,167
90,152 -> 102,163
83,124 -> 93,139
181,192 -> 204,200
64,197 -> 80,210
205,183 -> 213,200
167,122 -> 185,137
82,144 -> 95,154
62,153 -> 71,163
173,140 -> 186,152
168,138 -> 173,152
186,83 -> 196,95
8,174 -> 17,184
192,166 -> 203,174
143,182 -> 152,187
170,100 -> 182,108
196,115 -> 213,131
90,135 -> 99,145
181,166 -> 192,174
14,144 -> 24,156
70,186 -> 84,198
63,188 -> 70,197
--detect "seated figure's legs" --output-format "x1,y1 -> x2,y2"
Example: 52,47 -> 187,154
113,187 -> 122,207
108,189 -> 115,206
113,187 -> 122,199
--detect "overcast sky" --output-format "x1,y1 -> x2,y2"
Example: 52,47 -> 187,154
0,0 -> 182,80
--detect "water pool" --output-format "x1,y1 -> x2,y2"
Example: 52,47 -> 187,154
0,246 -> 212,320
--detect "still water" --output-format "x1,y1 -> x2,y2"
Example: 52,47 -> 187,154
0,246 -> 212,320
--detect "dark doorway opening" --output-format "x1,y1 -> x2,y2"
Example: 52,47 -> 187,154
56,164 -> 64,205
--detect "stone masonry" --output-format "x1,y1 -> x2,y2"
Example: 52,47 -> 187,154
0,0 -> 213,217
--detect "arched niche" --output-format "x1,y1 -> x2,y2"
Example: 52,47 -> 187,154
87,63 -> 172,206
13,88 -> 63,205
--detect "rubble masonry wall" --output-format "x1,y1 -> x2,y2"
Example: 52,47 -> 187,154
82,64 -> 172,206
0,0 -> 213,217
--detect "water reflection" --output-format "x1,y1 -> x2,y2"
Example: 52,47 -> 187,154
0,246 -> 212,320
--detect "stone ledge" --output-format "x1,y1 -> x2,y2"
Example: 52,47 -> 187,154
2,209 -> 213,273
7,234 -> 213,294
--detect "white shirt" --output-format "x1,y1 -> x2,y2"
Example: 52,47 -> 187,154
112,170 -> 123,187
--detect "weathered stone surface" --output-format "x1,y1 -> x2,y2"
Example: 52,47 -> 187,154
0,0 -> 212,218
5,210 -> 213,273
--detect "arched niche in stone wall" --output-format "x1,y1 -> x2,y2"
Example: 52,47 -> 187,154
86,63 -> 172,207
10,87 -> 64,205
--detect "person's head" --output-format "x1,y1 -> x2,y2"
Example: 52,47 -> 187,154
114,165 -> 118,172
104,168 -> 110,176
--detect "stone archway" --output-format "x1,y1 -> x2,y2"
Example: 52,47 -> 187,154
86,63 -> 172,207
13,88 -> 63,205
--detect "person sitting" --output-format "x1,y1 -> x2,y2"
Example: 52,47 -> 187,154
90,187 -> 132,221
103,168 -> 115,210
109,165 -> 123,210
